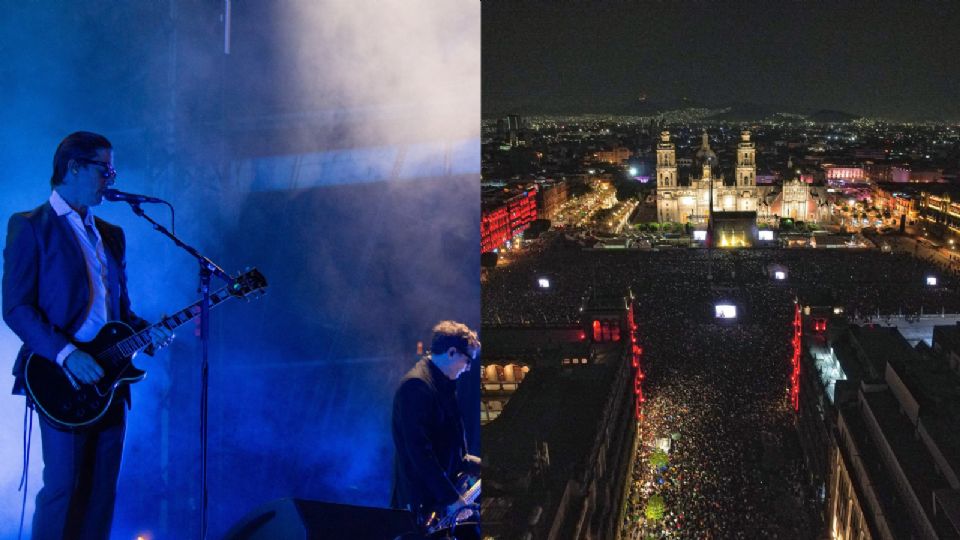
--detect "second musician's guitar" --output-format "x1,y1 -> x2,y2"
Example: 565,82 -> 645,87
422,473 -> 481,538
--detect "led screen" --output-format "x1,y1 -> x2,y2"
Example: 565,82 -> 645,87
715,304 -> 737,319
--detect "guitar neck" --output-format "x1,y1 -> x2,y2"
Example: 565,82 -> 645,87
462,479 -> 480,505
118,283 -> 239,355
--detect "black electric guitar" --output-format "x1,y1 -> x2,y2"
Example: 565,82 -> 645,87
422,473 -> 481,538
24,269 -> 267,428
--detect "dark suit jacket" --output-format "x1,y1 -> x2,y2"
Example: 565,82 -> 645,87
391,357 -> 468,512
2,201 -> 146,395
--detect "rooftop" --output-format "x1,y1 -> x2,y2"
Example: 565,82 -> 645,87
481,337 -> 626,538
863,389 -> 957,538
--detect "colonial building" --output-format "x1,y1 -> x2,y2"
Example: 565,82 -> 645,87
656,130 -> 758,224
759,156 -> 833,223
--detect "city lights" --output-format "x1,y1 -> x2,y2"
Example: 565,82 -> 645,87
482,13 -> 960,537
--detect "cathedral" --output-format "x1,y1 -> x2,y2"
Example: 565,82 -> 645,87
656,130 -> 758,224
655,130 -> 830,225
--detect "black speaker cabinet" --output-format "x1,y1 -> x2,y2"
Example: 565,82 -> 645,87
223,498 -> 421,540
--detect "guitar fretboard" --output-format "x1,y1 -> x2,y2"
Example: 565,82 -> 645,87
463,480 -> 480,505
102,284 -> 242,362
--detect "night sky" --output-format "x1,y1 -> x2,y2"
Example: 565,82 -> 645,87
483,1 -> 960,121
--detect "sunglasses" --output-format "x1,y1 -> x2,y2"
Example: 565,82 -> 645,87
455,347 -> 478,362
77,158 -> 117,180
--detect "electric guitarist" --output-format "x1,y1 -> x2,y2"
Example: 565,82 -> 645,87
391,321 -> 481,539
2,132 -> 173,540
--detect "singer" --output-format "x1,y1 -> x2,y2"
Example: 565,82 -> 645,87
2,131 -> 173,539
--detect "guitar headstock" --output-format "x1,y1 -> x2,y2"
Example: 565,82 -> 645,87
228,268 -> 268,299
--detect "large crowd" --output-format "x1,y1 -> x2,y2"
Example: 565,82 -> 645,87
482,235 -> 960,538
483,235 -> 960,327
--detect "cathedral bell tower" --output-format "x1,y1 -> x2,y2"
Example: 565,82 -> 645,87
656,131 -> 677,188
736,130 -> 756,187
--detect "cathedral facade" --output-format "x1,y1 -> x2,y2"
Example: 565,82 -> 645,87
656,130 -> 758,224
656,130 -> 830,224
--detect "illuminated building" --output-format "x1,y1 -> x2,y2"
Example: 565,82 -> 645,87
873,183 -> 920,226
481,204 -> 510,253
918,186 -> 960,238
825,166 -> 866,183
536,180 -> 569,221
480,292 -> 641,539
594,146 -> 632,165
655,130 -> 758,224
760,159 -> 832,223
481,184 -> 539,253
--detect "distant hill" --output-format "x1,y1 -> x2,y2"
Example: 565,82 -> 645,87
483,97 -> 863,123
709,102 -> 790,121
482,95 -> 711,117
806,109 -> 863,123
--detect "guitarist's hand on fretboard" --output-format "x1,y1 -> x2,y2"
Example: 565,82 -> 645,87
445,496 -> 474,522
146,323 -> 175,352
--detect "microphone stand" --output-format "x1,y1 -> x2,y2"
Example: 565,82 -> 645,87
122,201 -> 232,540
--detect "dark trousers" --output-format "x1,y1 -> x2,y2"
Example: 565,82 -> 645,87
31,401 -> 126,540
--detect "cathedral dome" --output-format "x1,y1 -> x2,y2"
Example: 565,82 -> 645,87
694,130 -> 717,167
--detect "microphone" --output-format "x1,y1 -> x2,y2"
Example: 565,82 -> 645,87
102,189 -> 165,204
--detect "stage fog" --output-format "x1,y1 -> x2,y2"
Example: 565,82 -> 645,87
0,2 -> 479,538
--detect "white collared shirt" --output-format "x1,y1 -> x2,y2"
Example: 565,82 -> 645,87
49,189 -> 111,365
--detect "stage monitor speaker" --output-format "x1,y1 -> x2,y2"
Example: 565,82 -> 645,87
223,498 -> 421,540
